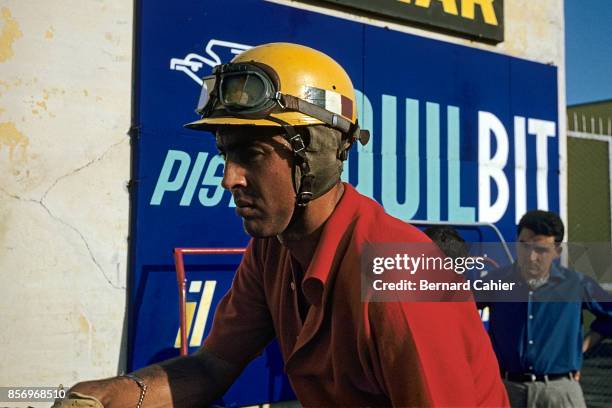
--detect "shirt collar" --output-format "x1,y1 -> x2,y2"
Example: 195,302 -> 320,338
512,261 -> 565,286
549,262 -> 565,281
302,183 -> 358,306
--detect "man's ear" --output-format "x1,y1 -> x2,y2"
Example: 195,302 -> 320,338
337,131 -> 356,161
554,243 -> 563,259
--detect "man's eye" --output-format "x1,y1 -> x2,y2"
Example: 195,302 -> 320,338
239,149 -> 264,162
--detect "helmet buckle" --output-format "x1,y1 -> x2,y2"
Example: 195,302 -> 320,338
274,91 -> 286,109
289,134 -> 306,153
297,191 -> 313,206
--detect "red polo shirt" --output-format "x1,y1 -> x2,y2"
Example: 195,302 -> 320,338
204,184 -> 509,407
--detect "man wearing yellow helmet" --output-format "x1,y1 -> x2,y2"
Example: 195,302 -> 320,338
59,42 -> 508,407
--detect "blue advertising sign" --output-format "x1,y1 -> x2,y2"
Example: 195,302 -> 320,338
130,0 -> 559,405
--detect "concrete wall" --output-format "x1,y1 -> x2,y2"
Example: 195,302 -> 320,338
0,0 -> 564,399
0,0 -> 132,398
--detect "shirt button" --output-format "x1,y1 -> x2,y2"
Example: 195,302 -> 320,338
290,282 -> 296,291
528,340 -> 534,345
529,365 -> 533,370
529,315 -> 534,319
528,291 -> 533,296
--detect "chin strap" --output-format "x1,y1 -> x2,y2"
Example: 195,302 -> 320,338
266,117 -> 315,206
266,114 -> 369,207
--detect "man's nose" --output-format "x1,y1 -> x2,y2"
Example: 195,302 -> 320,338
221,159 -> 247,190
529,250 -> 539,262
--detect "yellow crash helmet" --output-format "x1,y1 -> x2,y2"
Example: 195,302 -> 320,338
185,42 -> 361,133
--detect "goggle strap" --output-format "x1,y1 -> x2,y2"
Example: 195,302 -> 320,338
279,94 -> 352,134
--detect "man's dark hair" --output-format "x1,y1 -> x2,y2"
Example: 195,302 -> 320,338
517,210 -> 564,243
424,226 -> 469,259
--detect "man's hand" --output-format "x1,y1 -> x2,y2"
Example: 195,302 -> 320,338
53,348 -> 242,408
52,391 -> 104,408
583,330 -> 604,353
58,374 -> 148,408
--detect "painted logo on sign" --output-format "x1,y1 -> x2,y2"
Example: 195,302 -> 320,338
173,279 -> 217,348
170,39 -> 252,85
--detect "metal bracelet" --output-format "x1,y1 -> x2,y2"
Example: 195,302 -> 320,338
120,373 -> 148,408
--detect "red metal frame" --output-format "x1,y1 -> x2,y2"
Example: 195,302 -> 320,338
173,247 -> 246,356
173,248 -> 499,356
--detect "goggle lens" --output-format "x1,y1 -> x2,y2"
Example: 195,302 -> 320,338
196,76 -> 217,113
220,72 -> 269,109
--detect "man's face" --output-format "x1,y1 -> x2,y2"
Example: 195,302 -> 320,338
216,126 -> 296,238
516,228 -> 561,279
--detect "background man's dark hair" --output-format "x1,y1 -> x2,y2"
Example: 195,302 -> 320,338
424,226 -> 469,259
517,210 -> 564,243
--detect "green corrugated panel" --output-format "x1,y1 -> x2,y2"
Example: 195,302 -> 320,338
569,138 -> 612,408
568,137 -> 611,242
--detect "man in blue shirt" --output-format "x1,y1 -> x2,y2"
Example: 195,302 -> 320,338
477,210 -> 612,407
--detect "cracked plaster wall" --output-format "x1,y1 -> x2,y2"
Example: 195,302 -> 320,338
0,0 -> 131,393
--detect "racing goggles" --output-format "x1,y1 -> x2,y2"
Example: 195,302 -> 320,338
196,61 -> 365,138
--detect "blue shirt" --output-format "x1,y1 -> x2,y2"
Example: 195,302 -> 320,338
473,263 -> 612,375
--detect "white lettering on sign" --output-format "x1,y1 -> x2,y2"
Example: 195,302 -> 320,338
529,118 -> 556,211
478,110 -> 510,223
150,151 -> 228,207
514,116 -> 527,223
478,112 -> 556,223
